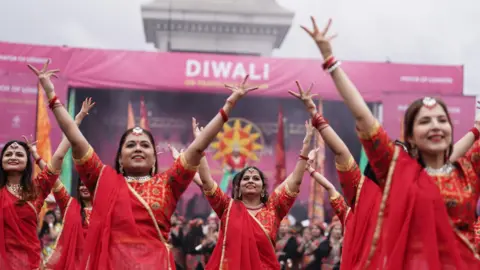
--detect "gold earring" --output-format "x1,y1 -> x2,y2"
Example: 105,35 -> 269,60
151,165 -> 156,175
119,164 -> 124,174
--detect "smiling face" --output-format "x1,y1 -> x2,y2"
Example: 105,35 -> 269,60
2,142 -> 28,173
407,101 -> 452,157
330,223 -> 343,240
78,181 -> 91,201
118,132 -> 156,176
238,168 -> 264,199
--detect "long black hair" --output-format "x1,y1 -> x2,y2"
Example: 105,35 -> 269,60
114,128 -> 158,176
0,140 -> 36,202
231,166 -> 269,204
75,178 -> 90,225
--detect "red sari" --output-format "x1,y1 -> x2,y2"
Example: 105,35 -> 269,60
0,166 -> 59,270
204,182 -> 297,270
74,147 -> 197,270
44,184 -> 86,270
359,121 -> 480,269
333,157 -> 383,270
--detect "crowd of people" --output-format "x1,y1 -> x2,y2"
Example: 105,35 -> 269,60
1,16 -> 480,270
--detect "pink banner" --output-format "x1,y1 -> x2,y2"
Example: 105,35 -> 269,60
382,93 -> 476,142
0,41 -> 463,102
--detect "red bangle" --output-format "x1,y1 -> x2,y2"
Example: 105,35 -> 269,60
219,108 -> 228,122
471,127 -> 480,141
312,113 -> 328,130
48,96 -> 59,110
299,155 -> 308,161
322,56 -> 336,70
35,158 -> 42,165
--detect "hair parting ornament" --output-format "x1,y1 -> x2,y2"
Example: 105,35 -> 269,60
132,127 -> 144,136
247,168 -> 256,174
422,97 -> 437,110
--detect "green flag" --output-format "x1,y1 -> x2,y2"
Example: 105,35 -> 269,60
359,146 -> 368,172
60,89 -> 76,193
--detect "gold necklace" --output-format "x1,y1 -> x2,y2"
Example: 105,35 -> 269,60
6,183 -> 22,194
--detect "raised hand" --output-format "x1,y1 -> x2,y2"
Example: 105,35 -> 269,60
27,59 -> 59,95
192,117 -> 204,139
167,144 -> 183,160
303,120 -> 315,145
75,97 -> 96,121
300,17 -> 336,59
307,148 -> 320,167
224,75 -> 259,103
22,135 -> 38,153
288,81 -> 317,115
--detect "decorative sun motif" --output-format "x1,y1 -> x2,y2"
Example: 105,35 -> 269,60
210,118 -> 264,164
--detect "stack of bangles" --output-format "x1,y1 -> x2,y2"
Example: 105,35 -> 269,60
312,113 -> 329,131
322,55 -> 341,73
470,127 -> 480,140
48,96 -> 62,110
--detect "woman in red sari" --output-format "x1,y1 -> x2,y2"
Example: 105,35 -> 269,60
301,17 -> 480,269
27,97 -> 95,270
191,117 -> 314,270
29,61 -> 259,270
0,121 -> 71,268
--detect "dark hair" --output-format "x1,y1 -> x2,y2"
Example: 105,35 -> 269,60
0,140 -> 36,202
76,178 -> 89,225
231,166 -> 269,204
38,210 -> 58,239
403,98 -> 453,166
114,128 -> 158,176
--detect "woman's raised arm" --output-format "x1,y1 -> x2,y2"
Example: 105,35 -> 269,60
182,75 -> 258,167
28,61 -> 91,160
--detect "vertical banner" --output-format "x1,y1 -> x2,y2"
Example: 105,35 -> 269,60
308,100 -> 325,222
60,89 -> 76,193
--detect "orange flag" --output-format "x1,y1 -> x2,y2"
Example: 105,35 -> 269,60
127,101 -> 135,129
139,96 -> 150,130
35,82 -> 52,176
35,82 -> 53,229
308,99 -> 325,223
274,106 -> 286,188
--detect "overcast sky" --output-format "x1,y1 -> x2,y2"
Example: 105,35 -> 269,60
1,0 -> 479,95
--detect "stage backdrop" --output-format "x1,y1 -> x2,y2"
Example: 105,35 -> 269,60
0,42 -> 470,220
72,87 -> 368,220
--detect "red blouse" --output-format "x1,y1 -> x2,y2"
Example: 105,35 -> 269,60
359,121 -> 480,248
74,147 -> 197,240
204,182 -> 298,245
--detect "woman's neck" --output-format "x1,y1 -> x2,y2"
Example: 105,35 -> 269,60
241,195 -> 262,208
421,152 -> 445,169
83,200 -> 92,208
7,173 -> 22,185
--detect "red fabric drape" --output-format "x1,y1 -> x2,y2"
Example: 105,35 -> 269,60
340,178 -> 382,270
79,166 -> 173,270
45,198 -> 84,270
370,147 -> 480,269
206,201 -> 280,270
0,189 -> 41,270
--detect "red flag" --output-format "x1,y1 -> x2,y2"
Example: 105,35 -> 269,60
275,106 -> 286,187
127,101 -> 135,129
139,96 -> 150,130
